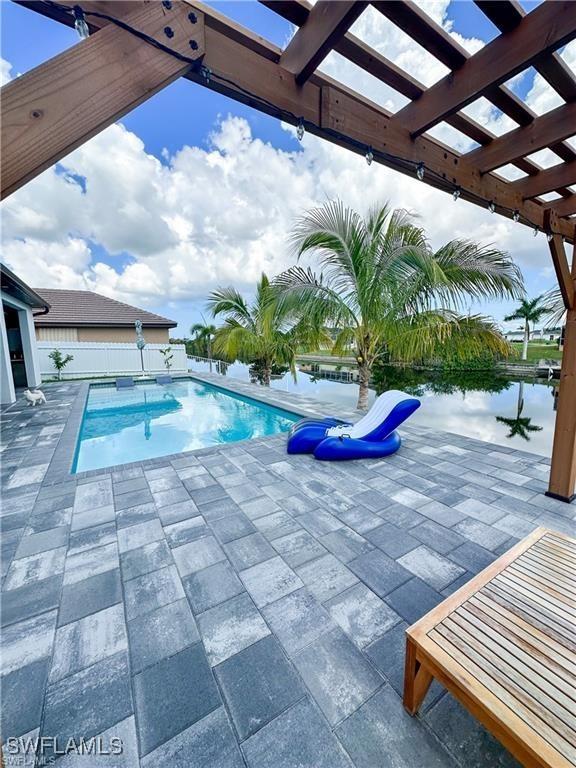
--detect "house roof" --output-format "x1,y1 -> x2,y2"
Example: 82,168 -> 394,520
1,263 -> 50,311
32,288 -> 177,328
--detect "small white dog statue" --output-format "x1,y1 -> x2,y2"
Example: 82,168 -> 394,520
24,388 -> 47,406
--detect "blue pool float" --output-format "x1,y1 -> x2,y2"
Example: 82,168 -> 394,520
287,390 -> 420,460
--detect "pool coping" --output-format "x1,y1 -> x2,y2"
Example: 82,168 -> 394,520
44,372 -> 363,484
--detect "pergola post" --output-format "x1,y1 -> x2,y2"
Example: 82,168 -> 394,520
546,220 -> 576,502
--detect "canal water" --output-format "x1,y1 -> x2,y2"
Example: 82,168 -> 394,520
188,358 -> 557,457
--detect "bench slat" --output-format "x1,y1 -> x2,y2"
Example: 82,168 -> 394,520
406,528 -> 576,768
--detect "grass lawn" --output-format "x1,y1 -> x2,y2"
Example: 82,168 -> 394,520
507,342 -> 562,364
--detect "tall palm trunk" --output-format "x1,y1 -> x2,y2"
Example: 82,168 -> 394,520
522,320 -> 529,360
263,361 -> 272,386
357,362 -> 371,411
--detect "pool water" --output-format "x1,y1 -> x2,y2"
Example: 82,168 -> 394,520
73,379 -> 299,473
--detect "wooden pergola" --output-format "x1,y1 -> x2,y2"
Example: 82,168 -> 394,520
2,0 -> 576,500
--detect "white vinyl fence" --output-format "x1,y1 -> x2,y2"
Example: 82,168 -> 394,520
37,341 -> 188,380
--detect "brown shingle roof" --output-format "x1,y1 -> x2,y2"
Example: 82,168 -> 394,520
33,289 -> 177,328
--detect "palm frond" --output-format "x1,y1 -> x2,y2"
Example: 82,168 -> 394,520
207,287 -> 253,328
427,240 -> 525,306
387,311 -> 512,363
541,287 -> 566,327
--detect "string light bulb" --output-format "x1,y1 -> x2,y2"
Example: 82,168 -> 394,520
73,5 -> 90,39
547,232 -> 554,242
365,147 -> 373,166
416,162 -> 425,181
296,118 -> 305,142
488,200 -> 496,214
452,187 -> 461,202
512,210 -> 520,223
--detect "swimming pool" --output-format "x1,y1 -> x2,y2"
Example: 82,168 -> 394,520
73,379 -> 300,473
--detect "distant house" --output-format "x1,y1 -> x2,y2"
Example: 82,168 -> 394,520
33,289 -> 177,343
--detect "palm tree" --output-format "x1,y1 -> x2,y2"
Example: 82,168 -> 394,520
275,200 -> 524,410
504,295 -> 550,360
208,273 -> 326,386
190,320 -> 216,360
496,381 -> 542,441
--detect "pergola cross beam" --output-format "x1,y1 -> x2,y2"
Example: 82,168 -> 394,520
279,0 -> 368,85
4,0 -> 573,242
390,0 -> 576,138
262,0 -> 575,199
375,0 -> 576,167
463,101 -> 576,174
475,0 -> 576,104
549,196 -> 576,220
510,161 -> 576,200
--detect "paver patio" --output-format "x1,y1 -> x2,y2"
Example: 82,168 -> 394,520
1,374 -> 575,767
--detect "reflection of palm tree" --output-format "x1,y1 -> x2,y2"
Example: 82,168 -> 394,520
496,381 -> 543,441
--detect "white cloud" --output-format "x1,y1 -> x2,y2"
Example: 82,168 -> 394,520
1,58 -> 13,86
1,5 -> 569,331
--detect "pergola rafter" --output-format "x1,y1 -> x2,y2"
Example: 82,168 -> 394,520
475,0 -> 576,104
2,0 -> 576,501
464,102 -> 576,174
279,0 -> 368,85
390,0 -> 576,138
511,160 -> 576,200
375,0 -> 576,172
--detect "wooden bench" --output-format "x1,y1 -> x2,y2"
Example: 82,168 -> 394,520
403,527 -> 576,768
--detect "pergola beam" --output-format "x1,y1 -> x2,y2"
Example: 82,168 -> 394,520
475,0 -> 576,104
375,0 -> 576,166
390,1 -> 576,138
1,1 -> 204,199
548,196 -> 576,220
545,210 -> 575,311
4,0 -> 575,242
546,219 -> 576,502
511,161 -> 576,200
279,0 -> 367,84
463,102 -> 576,175
261,0 -> 561,184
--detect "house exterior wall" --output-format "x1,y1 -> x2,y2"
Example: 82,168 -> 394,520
0,300 -> 16,404
36,326 -> 171,343
36,327 -> 78,342
1,290 -> 43,404
78,326 -> 170,343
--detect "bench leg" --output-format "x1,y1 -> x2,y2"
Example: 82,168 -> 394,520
403,637 -> 433,715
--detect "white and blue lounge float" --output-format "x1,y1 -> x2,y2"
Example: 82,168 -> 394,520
287,390 -> 421,460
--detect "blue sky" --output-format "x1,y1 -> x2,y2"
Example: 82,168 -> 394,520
1,0 -> 564,336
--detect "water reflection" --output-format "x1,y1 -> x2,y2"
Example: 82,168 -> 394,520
189,358 -> 557,456
82,388 -> 182,441
495,381 -> 543,442
74,380 -> 298,473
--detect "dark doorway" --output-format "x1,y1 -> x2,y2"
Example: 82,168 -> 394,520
4,305 -> 28,387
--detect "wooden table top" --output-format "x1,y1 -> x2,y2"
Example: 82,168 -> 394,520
408,527 -> 576,768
